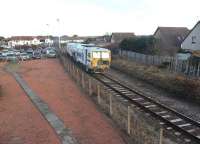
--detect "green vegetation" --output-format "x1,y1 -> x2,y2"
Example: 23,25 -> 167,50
119,36 -> 159,55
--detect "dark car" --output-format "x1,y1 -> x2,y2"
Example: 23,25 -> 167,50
33,51 -> 41,59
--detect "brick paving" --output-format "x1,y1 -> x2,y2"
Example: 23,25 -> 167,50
19,59 -> 126,144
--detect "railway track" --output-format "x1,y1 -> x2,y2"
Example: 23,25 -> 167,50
92,73 -> 200,143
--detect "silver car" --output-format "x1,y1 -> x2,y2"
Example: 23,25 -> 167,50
46,50 -> 56,58
19,53 -> 30,61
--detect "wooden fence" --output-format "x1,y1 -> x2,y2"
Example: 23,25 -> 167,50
58,52 -> 194,144
119,50 -> 200,77
59,54 -> 162,144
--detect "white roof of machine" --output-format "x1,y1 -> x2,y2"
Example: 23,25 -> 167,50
85,47 -> 110,52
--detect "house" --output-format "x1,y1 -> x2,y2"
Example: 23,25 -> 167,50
8,36 -> 53,47
60,36 -> 87,44
154,27 -> 189,56
181,21 -> 200,51
110,33 -> 135,43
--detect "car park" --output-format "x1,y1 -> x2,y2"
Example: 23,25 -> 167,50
46,50 -> 56,58
0,53 -> 5,61
20,49 -> 25,53
26,48 -> 34,59
19,53 -> 30,61
14,50 -> 21,56
6,54 -> 18,61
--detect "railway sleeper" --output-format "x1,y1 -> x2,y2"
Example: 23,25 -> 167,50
178,123 -> 192,128
170,118 -> 183,123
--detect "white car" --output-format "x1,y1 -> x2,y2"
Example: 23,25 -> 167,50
19,53 -> 30,61
46,50 -> 56,58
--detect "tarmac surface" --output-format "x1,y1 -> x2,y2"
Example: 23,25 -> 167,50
0,59 -> 126,144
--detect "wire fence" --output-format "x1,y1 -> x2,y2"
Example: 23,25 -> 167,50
118,50 -> 200,77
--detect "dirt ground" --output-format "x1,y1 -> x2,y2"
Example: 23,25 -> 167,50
16,59 -> 125,144
0,62 -> 60,144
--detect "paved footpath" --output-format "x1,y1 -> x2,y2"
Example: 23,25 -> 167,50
18,59 -> 126,144
0,63 -> 60,144
10,71 -> 77,144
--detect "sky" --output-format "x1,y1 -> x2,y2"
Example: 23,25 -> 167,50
0,0 -> 200,37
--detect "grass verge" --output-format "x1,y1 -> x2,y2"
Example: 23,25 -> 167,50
111,56 -> 200,103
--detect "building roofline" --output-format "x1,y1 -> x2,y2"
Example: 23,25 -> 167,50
182,21 -> 200,44
153,26 -> 189,36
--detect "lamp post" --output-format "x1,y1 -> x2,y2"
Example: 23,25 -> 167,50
56,18 -> 61,49
46,24 -> 50,48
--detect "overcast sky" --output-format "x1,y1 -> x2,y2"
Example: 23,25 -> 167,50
0,0 -> 199,37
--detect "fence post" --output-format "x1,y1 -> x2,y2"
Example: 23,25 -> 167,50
69,61 -> 71,72
127,106 -> 131,135
197,62 -> 200,77
73,64 -> 75,78
81,72 -> 85,88
76,68 -> 79,82
97,85 -> 101,104
88,78 -> 92,95
109,94 -> 113,116
159,127 -> 163,144
68,61 -> 70,72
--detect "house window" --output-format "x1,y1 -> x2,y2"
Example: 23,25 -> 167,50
87,53 -> 91,58
192,36 -> 196,44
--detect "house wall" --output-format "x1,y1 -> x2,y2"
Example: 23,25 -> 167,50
111,36 -> 115,43
182,23 -> 200,51
154,30 -> 179,56
154,30 -> 170,56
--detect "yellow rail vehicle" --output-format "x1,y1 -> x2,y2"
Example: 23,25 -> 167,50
89,49 -> 111,72
65,43 -> 111,73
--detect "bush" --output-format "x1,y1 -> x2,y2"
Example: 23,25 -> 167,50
157,62 -> 170,69
119,36 -> 159,55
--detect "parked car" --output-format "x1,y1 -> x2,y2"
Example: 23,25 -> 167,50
33,51 -> 41,59
6,54 -> 18,61
19,48 -> 25,53
0,53 -> 5,61
14,50 -> 21,56
0,55 -> 6,61
46,50 -> 56,58
26,48 -> 34,59
19,53 -> 30,61
36,48 -> 43,53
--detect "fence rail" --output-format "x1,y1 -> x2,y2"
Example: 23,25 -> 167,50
59,53 -> 162,144
118,50 -> 200,77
